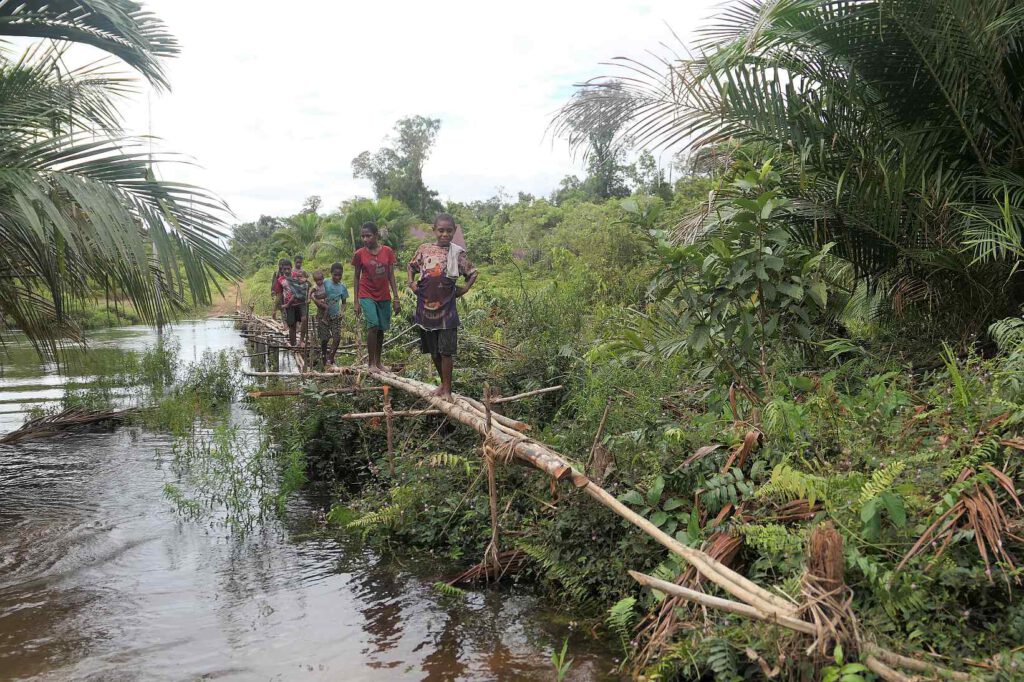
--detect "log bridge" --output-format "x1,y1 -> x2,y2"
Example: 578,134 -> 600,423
233,309 -> 971,681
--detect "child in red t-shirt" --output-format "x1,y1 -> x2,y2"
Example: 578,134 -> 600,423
351,222 -> 400,370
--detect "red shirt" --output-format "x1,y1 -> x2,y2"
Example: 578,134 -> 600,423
352,245 -> 396,301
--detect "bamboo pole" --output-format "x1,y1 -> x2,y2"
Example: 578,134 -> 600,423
862,645 -> 970,681
865,656 -> 914,682
585,482 -> 796,616
587,403 -> 611,471
384,385 -> 395,477
628,571 -> 816,635
340,408 -> 443,419
483,384 -> 501,576
490,385 -> 564,403
248,387 -> 384,398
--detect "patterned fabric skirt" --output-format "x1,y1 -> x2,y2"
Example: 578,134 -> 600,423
317,314 -> 341,342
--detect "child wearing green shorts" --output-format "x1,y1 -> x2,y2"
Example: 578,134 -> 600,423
352,221 -> 400,370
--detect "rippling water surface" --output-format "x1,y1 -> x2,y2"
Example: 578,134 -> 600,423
0,320 -> 618,680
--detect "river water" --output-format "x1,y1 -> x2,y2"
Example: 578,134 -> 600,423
0,320 -> 620,681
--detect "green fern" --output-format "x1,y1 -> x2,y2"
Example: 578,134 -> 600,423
347,504 -> 401,536
857,461 -> 907,506
755,462 -> 829,506
942,436 -> 999,480
432,581 -> 467,598
704,638 -> 742,682
517,540 -> 594,607
737,523 -> 804,559
420,452 -> 475,476
607,596 -> 637,652
763,397 -> 807,440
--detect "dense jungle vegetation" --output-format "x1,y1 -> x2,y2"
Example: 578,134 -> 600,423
232,2 -> 1024,680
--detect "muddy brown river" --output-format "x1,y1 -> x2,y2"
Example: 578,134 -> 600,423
0,320 -> 619,680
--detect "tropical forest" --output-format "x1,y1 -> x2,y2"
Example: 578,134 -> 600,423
3,1 -> 1024,681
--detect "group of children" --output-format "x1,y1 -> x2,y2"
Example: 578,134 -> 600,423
269,213 -> 477,397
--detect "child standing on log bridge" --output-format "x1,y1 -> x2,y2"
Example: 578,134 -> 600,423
271,258 -> 289,320
282,266 -> 309,348
407,213 -> 478,397
314,263 -> 348,366
352,222 -> 401,370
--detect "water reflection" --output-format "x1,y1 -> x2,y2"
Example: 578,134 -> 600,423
0,320 -> 620,680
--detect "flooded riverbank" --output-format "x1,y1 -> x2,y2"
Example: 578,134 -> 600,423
0,320 -> 619,680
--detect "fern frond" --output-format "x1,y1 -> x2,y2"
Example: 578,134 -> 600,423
756,463 -> 829,506
607,596 -> 637,652
857,461 -> 907,506
419,452 -> 475,476
517,540 -> 594,607
432,581 -> 466,598
737,523 -> 805,559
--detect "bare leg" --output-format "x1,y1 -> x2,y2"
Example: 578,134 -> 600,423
328,334 -> 340,365
429,353 -> 451,396
375,330 -> 387,370
439,354 -> 453,397
366,328 -> 379,368
320,339 -> 328,367
288,323 -> 296,348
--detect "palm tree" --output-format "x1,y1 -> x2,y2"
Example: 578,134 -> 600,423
341,197 -> 414,251
0,1 -> 239,353
556,0 -> 1024,338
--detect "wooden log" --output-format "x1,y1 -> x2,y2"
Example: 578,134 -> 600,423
862,645 -> 970,681
248,387 -> 384,398
583,481 -> 797,617
490,385 -> 564,404
865,656 -> 915,682
384,385 -> 395,476
457,394 -> 530,431
628,571 -> 816,635
340,408 -> 442,419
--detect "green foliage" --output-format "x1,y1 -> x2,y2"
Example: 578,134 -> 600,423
560,0 -> 1024,340
550,638 -> 573,682
605,164 -> 836,391
179,349 -> 243,406
607,596 -> 637,654
0,10 -> 239,354
431,581 -> 466,599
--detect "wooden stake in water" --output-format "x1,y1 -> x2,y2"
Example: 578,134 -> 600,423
483,384 -> 501,577
383,385 -> 395,476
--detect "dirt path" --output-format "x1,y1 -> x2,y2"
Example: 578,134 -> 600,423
204,282 -> 242,317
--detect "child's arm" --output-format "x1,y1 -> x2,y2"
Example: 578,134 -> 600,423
406,248 -> 419,293
352,261 -> 362,317
387,263 -> 401,313
455,271 -> 478,298
455,252 -> 478,298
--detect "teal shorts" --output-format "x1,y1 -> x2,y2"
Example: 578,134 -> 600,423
359,298 -> 392,331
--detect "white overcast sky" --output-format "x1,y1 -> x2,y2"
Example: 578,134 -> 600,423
113,0 -> 719,223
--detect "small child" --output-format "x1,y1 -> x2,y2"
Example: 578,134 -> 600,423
271,258 -> 289,320
282,267 -> 309,347
407,213 -> 477,397
312,264 -> 349,367
352,222 -> 400,370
